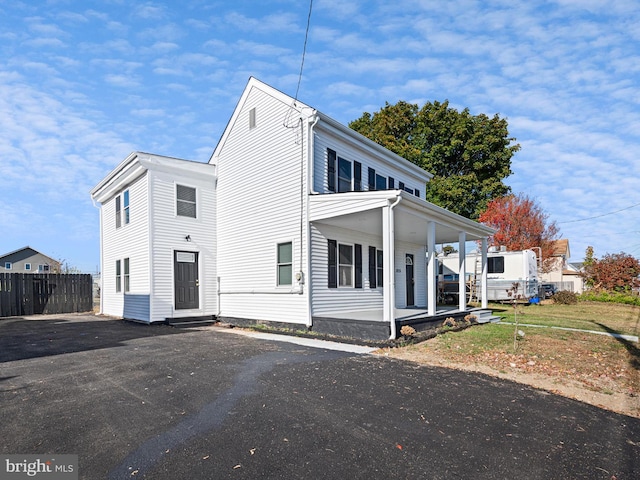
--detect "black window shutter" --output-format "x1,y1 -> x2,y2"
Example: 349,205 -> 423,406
399,181 -> 405,191
414,188 -> 420,198
327,149 -> 336,192
355,244 -> 362,289
328,239 -> 337,288
354,161 -> 362,191
368,246 -> 377,289
388,177 -> 395,189
368,167 -> 376,190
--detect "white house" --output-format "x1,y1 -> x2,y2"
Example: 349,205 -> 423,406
91,77 -> 495,340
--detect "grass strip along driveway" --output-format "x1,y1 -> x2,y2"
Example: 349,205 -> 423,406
382,301 -> 640,418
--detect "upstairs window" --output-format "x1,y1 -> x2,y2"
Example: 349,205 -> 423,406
277,242 -> 293,286
249,107 -> 256,129
25,263 -> 31,271
338,157 -> 352,193
327,148 -> 361,193
176,185 -> 197,218
4,262 -> 11,270
375,174 -> 387,191
123,190 -> 130,224
115,196 -> 121,228
38,264 -> 49,272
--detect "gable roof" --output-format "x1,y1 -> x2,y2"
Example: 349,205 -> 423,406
209,77 -> 433,182
0,246 -> 59,265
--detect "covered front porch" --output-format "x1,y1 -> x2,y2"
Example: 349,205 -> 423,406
309,190 -> 496,340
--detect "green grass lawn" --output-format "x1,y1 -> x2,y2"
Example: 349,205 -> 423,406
488,300 -> 640,336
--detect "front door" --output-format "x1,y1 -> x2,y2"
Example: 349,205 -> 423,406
174,251 -> 199,310
405,254 -> 415,306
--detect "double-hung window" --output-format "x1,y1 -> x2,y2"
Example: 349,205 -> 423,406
115,196 -> 121,229
277,242 -> 293,286
176,185 -> 197,218
124,258 -> 130,292
327,148 -> 361,193
328,240 -> 362,288
115,260 -> 121,293
123,190 -> 130,225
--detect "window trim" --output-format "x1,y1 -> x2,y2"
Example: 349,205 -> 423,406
276,241 -> 293,286
4,262 -> 11,270
25,263 -> 31,271
115,260 -> 121,293
176,184 -> 197,219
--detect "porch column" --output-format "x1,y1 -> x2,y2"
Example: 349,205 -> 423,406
458,231 -> 467,311
426,221 -> 437,316
481,237 -> 488,308
382,203 -> 396,331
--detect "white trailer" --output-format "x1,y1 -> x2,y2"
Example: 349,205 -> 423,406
438,248 -> 539,303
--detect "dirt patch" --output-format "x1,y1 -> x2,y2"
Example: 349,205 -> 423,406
376,328 -> 640,419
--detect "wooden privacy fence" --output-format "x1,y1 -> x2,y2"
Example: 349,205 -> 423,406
0,273 -> 93,317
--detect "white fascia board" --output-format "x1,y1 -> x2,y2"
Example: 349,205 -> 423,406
91,151 -> 213,204
90,152 -> 147,204
315,113 -> 433,182
398,192 -> 495,238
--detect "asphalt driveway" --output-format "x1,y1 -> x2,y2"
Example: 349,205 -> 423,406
1,314 -> 638,479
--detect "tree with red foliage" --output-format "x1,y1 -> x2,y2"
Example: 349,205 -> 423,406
581,248 -> 640,292
478,194 -> 560,271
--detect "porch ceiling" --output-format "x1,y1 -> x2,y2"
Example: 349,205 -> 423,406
309,191 -> 493,245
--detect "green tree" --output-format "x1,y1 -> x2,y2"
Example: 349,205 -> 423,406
349,100 -> 519,219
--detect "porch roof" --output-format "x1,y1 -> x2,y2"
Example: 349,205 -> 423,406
309,190 -> 495,244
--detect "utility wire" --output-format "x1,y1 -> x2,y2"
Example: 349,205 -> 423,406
558,201 -> 640,224
293,0 -> 313,105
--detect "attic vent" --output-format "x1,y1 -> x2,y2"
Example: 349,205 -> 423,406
249,107 -> 256,129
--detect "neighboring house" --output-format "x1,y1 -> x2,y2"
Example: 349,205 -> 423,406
0,247 -> 60,273
539,239 -> 584,293
91,77 -> 495,340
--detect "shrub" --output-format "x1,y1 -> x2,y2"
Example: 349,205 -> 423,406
579,290 -> 640,306
400,325 -> 417,337
442,317 -> 457,328
553,290 -> 578,305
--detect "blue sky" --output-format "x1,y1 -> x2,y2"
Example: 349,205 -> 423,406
1,0 -> 639,273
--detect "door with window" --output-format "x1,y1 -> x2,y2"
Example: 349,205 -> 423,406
174,251 -> 199,310
405,254 -> 415,306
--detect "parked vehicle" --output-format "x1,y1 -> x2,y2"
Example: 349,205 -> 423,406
438,248 -> 539,303
541,283 -> 557,298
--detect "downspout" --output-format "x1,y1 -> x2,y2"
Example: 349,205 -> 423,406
387,193 -> 402,340
305,112 -> 319,327
91,198 -> 104,315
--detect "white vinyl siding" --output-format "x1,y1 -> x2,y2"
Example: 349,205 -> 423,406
313,128 -> 428,199
101,172 -> 150,320
214,85 -> 307,325
149,169 -> 217,322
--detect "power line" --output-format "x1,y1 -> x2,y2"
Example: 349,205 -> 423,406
293,0 -> 313,105
558,201 -> 640,224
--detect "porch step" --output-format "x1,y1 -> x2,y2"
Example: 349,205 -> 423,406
471,309 -> 502,324
165,315 -> 217,327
